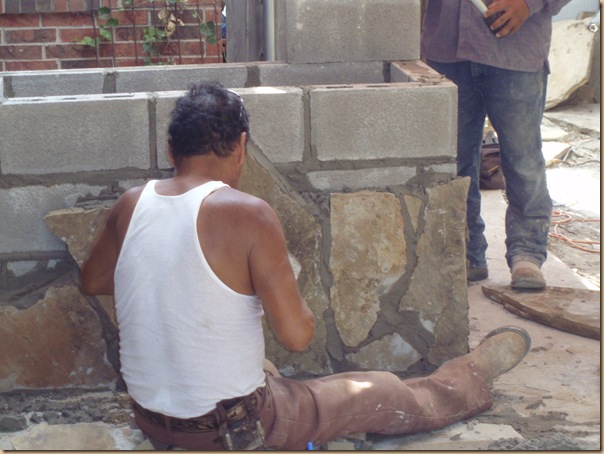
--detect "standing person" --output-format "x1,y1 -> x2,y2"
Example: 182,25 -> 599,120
421,0 -> 570,289
81,82 -> 531,450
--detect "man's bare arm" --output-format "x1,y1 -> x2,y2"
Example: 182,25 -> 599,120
247,200 -> 315,352
80,188 -> 140,295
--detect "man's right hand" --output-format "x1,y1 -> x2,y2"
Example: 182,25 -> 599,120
485,0 -> 530,37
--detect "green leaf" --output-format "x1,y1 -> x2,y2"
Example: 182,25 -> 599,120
106,18 -> 119,27
98,6 -> 112,19
79,36 -> 96,47
199,21 -> 218,43
99,27 -> 112,41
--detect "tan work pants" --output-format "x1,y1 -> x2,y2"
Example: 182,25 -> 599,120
135,354 -> 492,450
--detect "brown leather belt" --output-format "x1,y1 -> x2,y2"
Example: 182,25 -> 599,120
132,394 -> 256,433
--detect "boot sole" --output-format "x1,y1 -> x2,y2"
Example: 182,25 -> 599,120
511,278 -> 546,290
485,326 -> 531,361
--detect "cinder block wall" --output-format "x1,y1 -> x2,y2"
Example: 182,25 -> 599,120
0,0 -> 471,391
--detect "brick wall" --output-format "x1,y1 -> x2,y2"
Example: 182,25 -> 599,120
0,0 -> 224,71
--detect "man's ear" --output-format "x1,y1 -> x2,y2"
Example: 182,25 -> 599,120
167,145 -> 176,168
235,132 -> 247,166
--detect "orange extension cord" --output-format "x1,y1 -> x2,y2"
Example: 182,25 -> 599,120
549,210 -> 600,254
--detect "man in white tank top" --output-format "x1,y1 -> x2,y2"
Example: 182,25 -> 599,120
81,83 -> 531,450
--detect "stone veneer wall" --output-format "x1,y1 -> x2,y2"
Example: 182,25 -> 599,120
0,0 -> 471,393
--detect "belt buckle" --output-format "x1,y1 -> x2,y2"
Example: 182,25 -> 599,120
216,396 -> 266,450
219,418 -> 266,450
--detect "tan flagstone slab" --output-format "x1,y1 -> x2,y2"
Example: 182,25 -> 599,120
482,285 -> 600,340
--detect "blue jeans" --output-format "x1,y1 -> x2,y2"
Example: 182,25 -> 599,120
427,60 -> 552,269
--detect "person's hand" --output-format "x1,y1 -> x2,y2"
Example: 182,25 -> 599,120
485,0 -> 530,38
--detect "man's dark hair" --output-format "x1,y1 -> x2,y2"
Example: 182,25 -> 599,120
168,82 -> 250,159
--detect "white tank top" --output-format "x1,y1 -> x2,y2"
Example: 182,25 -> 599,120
114,180 -> 266,418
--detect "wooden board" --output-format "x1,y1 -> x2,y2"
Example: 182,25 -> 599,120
482,285 -> 600,340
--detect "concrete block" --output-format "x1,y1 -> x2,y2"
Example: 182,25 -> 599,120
307,166 -> 417,191
155,87 -> 305,167
258,61 -> 385,87
155,91 -> 186,169
391,60 -> 447,84
239,87 -> 305,163
276,0 -> 420,64
0,93 -> 151,174
115,63 -> 248,93
0,184 -> 106,254
310,83 -> 457,161
3,69 -> 106,98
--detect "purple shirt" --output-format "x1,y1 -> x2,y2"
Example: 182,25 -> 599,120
421,0 -> 571,72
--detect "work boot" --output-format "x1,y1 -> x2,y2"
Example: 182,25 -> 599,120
467,262 -> 488,282
468,326 -> 531,384
511,259 -> 546,290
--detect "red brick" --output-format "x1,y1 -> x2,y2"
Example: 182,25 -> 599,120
173,24 -> 200,40
0,44 -> 43,59
114,25 -> 143,43
42,12 -> 91,27
97,41 -> 136,58
68,0 -> 88,12
0,14 -> 40,27
6,59 -> 58,70
179,56 -> 207,65
45,42 -> 96,58
114,57 -> 139,67
5,28 -> 57,43
59,27 -> 96,43
60,57 -> 112,68
53,0 -> 70,12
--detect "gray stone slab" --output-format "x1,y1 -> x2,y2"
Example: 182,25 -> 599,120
3,69 -> 106,98
541,117 -> 571,142
544,103 -> 601,138
115,63 -> 248,93
311,83 -> 457,161
276,0 -> 420,64
0,93 -> 151,174
0,184 -> 106,254
547,19 -> 597,110
258,61 -> 386,87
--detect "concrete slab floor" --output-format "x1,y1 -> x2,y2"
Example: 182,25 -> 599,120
0,105 -> 599,451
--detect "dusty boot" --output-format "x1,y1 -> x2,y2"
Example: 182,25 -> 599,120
468,326 -> 531,384
467,261 -> 489,282
511,259 -> 546,290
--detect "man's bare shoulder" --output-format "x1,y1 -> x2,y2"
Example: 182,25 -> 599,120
109,185 -> 145,214
204,187 -> 279,227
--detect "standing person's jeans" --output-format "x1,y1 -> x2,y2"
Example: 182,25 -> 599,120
427,60 -> 552,269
